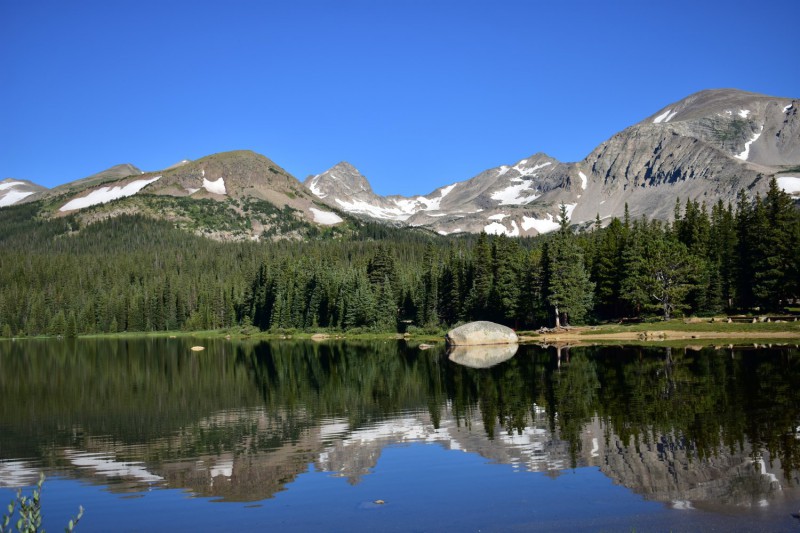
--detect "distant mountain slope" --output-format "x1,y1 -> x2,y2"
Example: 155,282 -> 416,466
0,179 -> 48,208
306,89 -> 800,236
4,88 -> 798,240
3,151 -> 353,242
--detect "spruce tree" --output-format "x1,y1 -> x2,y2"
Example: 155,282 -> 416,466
543,205 -> 594,327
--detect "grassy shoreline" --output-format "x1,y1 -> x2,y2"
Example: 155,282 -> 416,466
2,319 -> 799,346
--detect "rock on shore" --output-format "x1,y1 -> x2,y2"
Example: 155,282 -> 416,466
445,321 -> 519,346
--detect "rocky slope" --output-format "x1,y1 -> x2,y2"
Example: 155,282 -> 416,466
307,89 -> 800,236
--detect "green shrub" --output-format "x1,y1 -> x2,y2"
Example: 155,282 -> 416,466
1,474 -> 83,533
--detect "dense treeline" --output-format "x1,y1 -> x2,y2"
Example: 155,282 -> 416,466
0,179 -> 798,336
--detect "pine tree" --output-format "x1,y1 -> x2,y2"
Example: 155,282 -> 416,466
543,205 -> 594,327
621,221 -> 702,320
490,236 -> 521,326
751,178 -> 798,310
467,233 -> 493,320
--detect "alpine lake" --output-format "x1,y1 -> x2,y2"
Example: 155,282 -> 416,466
2,337 -> 800,532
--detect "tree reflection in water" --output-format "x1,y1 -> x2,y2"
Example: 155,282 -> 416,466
0,339 -> 799,509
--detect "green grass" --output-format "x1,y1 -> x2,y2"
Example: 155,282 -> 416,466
580,319 -> 800,335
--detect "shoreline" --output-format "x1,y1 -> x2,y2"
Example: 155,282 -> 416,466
522,328 -> 800,343
3,321 -> 800,348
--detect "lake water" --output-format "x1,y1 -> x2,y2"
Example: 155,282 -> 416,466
2,338 -> 800,532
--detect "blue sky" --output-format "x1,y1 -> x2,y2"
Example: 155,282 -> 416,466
1,0 -> 797,196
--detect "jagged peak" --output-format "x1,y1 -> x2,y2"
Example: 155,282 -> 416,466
306,161 -> 374,198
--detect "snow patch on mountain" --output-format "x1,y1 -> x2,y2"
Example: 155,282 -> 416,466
488,213 -> 508,220
653,109 -> 671,123
738,109 -> 750,118
521,214 -> 560,234
653,109 -> 678,123
415,195 -> 444,211
514,161 -> 552,175
491,182 -> 540,205
484,220 -> 520,237
777,176 -> 800,195
59,176 -> 161,211
335,197 -> 412,221
307,175 -> 325,198
0,181 -> 25,191
0,181 -> 37,207
310,207 -> 343,225
439,184 -> 457,197
785,104 -> 793,113
735,126 -> 763,161
202,177 -> 227,195
578,171 -> 588,190
0,190 -> 34,207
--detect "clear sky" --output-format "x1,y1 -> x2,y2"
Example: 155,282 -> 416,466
1,0 -> 798,196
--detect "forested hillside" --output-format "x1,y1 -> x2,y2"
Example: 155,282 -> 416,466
1,179 -> 798,337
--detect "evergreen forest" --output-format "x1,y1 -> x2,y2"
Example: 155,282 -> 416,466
1,179 -> 798,337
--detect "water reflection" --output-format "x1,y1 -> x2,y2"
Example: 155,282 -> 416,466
1,339 -> 799,512
447,343 -> 518,368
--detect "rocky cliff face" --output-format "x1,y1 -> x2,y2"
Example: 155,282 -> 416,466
306,89 -> 800,236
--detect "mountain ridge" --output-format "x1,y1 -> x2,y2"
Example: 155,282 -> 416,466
307,88 -> 799,235
3,88 -> 798,239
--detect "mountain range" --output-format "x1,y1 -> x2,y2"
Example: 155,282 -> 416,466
2,88 -> 798,239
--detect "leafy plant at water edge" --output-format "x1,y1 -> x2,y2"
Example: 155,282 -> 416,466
1,474 -> 83,533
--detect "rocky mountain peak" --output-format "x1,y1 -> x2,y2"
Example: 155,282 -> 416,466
305,161 -> 374,199
305,89 -> 799,237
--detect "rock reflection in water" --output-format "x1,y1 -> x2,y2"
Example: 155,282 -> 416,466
447,343 -> 518,368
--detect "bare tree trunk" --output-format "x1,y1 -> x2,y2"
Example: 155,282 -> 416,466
554,305 -> 561,328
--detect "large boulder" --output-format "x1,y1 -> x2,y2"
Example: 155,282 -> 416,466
448,344 -> 518,369
445,321 -> 518,346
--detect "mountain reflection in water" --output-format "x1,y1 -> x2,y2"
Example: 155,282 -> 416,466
1,338 -> 799,515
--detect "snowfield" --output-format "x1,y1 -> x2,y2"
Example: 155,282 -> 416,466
439,184 -> 457,198
491,182 -> 540,205
0,189 -> 35,207
310,207 -> 343,225
59,176 -> 161,211
335,197 -> 413,221
653,109 -> 671,123
0,181 -> 26,191
513,161 -> 552,176
521,214 -> 560,234
777,176 -> 800,195
307,175 -> 325,198
202,177 -> 227,195
735,126 -> 763,161
653,109 -> 678,123
484,220 -> 520,237
578,171 -> 588,190
520,204 -> 576,234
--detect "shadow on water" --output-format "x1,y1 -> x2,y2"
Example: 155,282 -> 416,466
1,338 -> 800,511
